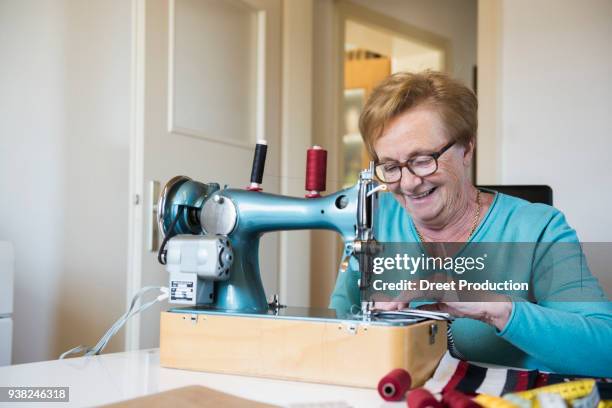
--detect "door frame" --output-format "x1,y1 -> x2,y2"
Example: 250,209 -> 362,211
125,0 -> 146,351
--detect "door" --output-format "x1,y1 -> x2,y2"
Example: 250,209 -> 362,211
127,0 -> 281,350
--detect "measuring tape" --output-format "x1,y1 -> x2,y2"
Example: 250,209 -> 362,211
506,380 -> 605,408
474,394 -> 521,408
474,380 -> 611,408
508,379 -> 595,401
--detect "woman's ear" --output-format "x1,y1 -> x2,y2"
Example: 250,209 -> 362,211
463,140 -> 475,167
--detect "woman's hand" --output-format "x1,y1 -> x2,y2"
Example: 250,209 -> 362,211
370,272 -> 514,331
418,299 -> 513,331
374,297 -> 513,331
373,300 -> 408,311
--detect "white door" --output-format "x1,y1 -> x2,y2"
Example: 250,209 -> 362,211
127,0 -> 281,350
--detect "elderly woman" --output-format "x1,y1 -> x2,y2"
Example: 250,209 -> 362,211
330,71 -> 612,377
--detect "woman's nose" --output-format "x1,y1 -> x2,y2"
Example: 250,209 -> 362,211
400,167 -> 423,192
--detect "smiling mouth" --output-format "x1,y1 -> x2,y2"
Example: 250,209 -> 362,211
408,187 -> 437,199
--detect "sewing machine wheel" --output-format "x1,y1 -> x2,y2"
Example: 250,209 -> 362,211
157,175 -> 192,238
158,176 -> 222,238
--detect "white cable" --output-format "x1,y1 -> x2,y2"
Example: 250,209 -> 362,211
59,286 -> 168,359
86,286 -> 165,356
367,184 -> 387,197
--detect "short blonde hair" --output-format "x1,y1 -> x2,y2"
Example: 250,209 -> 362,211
359,70 -> 477,160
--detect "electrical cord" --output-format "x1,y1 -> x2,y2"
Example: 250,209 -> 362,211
61,205 -> 183,359
446,323 -> 466,360
59,286 -> 169,359
60,206 -> 183,358
157,205 -> 184,265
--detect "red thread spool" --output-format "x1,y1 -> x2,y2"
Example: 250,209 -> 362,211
377,368 -> 412,402
407,388 -> 442,408
442,390 -> 481,408
305,145 -> 327,198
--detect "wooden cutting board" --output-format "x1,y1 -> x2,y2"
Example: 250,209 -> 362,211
102,385 -> 279,408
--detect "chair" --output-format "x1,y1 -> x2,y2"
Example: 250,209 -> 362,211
477,185 -> 553,205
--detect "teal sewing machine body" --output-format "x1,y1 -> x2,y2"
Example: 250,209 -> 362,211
157,172 -> 375,314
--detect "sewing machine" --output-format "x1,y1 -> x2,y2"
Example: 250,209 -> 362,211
157,145 -> 446,388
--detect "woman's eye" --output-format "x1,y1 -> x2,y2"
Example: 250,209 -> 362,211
412,156 -> 433,166
384,164 -> 399,172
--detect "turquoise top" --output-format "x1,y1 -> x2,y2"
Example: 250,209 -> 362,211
330,191 -> 612,377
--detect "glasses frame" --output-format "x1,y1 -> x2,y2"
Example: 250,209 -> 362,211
375,140 -> 456,183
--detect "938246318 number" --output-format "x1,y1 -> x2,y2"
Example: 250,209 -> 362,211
0,387 -> 69,402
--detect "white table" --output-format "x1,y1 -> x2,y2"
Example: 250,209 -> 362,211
0,349 -> 403,407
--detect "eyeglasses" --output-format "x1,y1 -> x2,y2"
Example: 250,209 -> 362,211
374,140 -> 456,183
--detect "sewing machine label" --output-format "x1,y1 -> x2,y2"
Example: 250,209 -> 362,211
170,280 -> 194,303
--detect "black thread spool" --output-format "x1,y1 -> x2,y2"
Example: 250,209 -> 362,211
247,140 -> 267,191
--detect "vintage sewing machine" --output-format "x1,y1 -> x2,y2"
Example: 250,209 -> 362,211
157,144 -> 447,388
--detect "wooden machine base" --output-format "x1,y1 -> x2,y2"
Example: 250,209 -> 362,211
160,310 -> 447,389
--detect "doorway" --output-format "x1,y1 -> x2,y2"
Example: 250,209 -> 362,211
308,1 -> 451,309
341,17 -> 448,187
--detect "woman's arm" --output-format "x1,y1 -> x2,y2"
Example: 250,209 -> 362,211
423,208 -> 612,376
503,209 -> 612,376
498,300 -> 612,377
424,298 -> 612,376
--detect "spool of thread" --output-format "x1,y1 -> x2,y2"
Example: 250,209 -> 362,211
377,368 -> 412,402
407,388 -> 442,408
442,390 -> 481,408
305,145 -> 327,198
247,140 -> 267,191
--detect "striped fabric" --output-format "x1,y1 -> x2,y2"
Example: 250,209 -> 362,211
425,353 -> 612,397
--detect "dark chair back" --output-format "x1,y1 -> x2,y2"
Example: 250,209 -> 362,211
477,185 -> 553,205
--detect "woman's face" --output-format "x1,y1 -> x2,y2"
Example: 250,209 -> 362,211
373,106 -> 473,226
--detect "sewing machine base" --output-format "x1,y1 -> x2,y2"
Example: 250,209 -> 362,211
159,307 -> 447,388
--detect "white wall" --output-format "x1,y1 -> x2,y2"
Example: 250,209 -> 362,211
500,0 -> 612,242
478,0 -> 612,242
477,0 -> 612,296
0,0 -> 131,363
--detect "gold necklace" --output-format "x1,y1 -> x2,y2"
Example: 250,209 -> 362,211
415,189 -> 482,242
